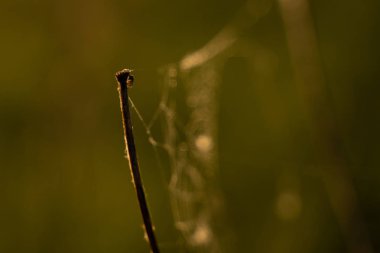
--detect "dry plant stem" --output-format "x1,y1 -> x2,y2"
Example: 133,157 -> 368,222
116,69 -> 160,253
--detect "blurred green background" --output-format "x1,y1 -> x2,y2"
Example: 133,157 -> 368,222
1,0 -> 379,252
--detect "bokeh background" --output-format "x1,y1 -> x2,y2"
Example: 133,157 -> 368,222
1,0 -> 379,252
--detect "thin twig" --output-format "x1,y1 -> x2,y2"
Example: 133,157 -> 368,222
115,69 -> 160,253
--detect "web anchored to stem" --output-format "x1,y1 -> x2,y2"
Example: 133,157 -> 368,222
127,63 -> 224,253
119,2 -> 272,252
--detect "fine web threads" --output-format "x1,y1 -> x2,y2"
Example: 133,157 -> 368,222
168,64 -> 221,253
127,64 -> 223,252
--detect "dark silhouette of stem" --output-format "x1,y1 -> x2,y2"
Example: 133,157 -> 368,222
115,69 -> 160,253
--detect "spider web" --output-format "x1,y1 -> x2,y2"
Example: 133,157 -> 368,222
130,62 -> 223,253
127,2 -> 271,252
